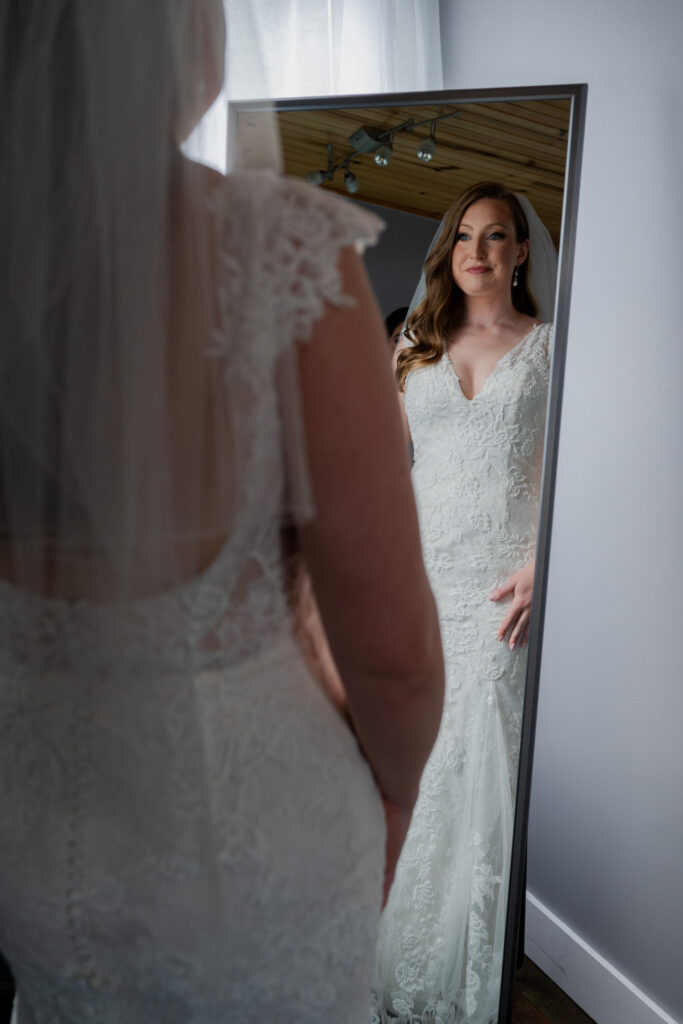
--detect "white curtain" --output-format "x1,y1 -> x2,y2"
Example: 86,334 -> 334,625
244,0 -> 443,97
187,0 -> 443,171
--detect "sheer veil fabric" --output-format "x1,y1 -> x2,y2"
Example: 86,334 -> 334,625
0,0 -> 282,611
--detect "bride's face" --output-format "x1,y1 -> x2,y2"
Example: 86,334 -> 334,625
450,198 -> 529,299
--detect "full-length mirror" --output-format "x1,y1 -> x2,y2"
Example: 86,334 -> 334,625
233,85 -> 585,1024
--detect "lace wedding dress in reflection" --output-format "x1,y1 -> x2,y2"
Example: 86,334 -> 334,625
373,322 -> 552,1024
0,175 -> 386,1024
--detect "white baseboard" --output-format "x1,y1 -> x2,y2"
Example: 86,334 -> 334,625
524,891 -> 680,1024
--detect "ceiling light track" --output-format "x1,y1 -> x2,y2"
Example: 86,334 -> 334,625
305,108 -> 461,194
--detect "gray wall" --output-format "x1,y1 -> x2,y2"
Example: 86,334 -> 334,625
438,0 -> 683,1019
356,201 -> 438,319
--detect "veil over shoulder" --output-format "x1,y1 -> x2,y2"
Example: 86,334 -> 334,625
0,0 -> 283,611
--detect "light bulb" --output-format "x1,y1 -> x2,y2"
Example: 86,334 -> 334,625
344,170 -> 360,194
417,136 -> 436,163
374,143 -> 392,167
306,170 -> 326,185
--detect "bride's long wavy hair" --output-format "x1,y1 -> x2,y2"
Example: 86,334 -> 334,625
397,182 -> 538,392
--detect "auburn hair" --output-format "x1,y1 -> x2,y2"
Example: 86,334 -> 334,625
396,182 -> 538,391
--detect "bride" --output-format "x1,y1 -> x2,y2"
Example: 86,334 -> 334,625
373,182 -> 555,1024
0,3 -> 444,1021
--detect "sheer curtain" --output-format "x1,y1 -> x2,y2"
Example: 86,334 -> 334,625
187,0 -> 443,171
245,0 -> 443,97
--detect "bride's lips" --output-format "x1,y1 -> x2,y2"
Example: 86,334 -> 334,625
466,265 -> 491,274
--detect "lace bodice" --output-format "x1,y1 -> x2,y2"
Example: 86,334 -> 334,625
406,323 -> 552,607
0,174 -> 386,1024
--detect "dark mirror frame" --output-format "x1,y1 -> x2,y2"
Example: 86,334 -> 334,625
230,82 -> 587,1024
497,83 -> 586,1024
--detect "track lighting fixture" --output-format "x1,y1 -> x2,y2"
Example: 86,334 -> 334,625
374,139 -> 393,167
344,167 -> 360,193
305,143 -> 335,187
417,123 -> 437,163
306,169 -> 326,185
304,108 -> 461,196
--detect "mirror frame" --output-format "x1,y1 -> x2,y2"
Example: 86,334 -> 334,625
498,82 -> 586,1024
230,82 -> 588,1024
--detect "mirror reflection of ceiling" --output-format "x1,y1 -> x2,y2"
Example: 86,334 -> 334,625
237,100 -> 570,246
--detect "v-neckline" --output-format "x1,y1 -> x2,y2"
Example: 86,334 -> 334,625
443,322 -> 543,403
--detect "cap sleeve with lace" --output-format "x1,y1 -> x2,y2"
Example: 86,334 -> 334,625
264,175 -> 383,344
210,172 -> 383,524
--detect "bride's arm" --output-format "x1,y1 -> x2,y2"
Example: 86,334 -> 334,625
283,548 -> 350,721
294,246 -> 444,817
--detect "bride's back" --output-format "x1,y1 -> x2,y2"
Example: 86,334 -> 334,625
0,10 -> 389,1015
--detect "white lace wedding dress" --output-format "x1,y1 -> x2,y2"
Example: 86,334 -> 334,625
0,174 -> 386,1024
373,322 -> 553,1024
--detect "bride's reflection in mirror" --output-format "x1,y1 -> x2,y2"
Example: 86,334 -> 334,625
373,182 -> 555,1024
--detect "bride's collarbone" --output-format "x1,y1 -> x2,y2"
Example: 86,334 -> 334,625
449,315 -> 540,351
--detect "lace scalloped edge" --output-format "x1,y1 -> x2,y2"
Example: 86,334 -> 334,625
371,992 -> 498,1024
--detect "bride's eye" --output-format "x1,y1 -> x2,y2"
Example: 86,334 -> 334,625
488,231 -> 505,240
456,232 -> 470,242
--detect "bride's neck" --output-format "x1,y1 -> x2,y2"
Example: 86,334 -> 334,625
461,294 -> 518,330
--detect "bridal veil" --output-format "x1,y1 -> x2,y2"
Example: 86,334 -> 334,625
0,1 -> 282,625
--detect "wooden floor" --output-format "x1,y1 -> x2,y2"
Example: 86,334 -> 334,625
513,959 -> 596,1024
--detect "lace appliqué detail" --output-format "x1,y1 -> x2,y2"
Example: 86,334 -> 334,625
208,172 -> 383,525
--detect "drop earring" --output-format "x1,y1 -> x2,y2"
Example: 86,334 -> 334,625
512,266 -> 519,288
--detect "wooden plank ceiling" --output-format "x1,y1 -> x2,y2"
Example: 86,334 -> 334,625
237,99 -> 570,246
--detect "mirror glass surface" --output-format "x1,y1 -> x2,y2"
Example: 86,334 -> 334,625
234,87 -> 582,1024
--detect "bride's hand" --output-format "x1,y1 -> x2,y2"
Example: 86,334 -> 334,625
381,793 -> 413,908
489,561 -> 535,650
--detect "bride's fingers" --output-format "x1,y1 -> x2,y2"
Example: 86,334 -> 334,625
490,576 -> 517,602
497,612 -> 514,641
509,609 -> 530,649
497,599 -> 522,641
